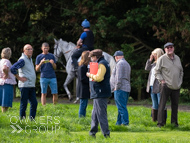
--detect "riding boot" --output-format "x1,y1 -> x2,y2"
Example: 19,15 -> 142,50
72,66 -> 78,72
152,109 -> 156,122
155,109 -> 158,121
151,109 -> 158,122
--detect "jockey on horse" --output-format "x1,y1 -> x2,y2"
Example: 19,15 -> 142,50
71,19 -> 94,72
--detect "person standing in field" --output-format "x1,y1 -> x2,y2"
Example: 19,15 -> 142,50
35,42 -> 58,106
11,44 -> 38,120
0,48 -> 17,112
155,42 -> 183,127
145,48 -> 164,122
71,19 -> 94,71
77,51 -> 90,117
86,49 -> 111,138
110,51 -> 131,126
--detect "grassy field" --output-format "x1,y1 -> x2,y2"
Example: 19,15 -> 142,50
0,100 -> 190,143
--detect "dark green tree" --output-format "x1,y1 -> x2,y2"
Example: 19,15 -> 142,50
0,0 -> 190,99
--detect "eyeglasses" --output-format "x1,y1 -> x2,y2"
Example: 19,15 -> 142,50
25,49 -> 33,51
165,46 -> 173,49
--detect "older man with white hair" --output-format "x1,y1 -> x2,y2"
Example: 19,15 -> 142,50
11,44 -> 38,120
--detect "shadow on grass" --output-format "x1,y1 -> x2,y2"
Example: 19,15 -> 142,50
109,122 -> 190,133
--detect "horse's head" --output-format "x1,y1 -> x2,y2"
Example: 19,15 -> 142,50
54,39 -> 62,61
54,38 -> 76,62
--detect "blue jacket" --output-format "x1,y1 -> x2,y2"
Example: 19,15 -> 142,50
90,57 -> 111,99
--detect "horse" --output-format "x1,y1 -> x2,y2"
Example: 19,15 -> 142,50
54,38 -> 116,101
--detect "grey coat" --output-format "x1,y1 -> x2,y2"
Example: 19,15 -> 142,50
145,59 -> 160,93
110,58 -> 131,92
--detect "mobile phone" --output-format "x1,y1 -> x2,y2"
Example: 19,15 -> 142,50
44,59 -> 49,63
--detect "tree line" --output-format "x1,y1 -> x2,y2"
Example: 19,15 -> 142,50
0,0 -> 190,100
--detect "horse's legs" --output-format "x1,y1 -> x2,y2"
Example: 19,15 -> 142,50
73,77 -> 80,104
64,73 -> 75,101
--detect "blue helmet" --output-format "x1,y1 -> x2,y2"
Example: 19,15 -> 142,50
81,19 -> 90,28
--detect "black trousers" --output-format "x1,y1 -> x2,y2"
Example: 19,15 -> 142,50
157,83 -> 180,126
71,47 -> 89,68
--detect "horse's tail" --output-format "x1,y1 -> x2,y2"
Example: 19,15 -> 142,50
102,51 -> 116,74
109,55 -> 116,74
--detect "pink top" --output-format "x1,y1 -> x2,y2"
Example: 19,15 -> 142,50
0,59 -> 17,85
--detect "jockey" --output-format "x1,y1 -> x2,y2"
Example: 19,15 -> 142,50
71,19 -> 94,71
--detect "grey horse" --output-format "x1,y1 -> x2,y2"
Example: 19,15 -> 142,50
54,38 -> 116,101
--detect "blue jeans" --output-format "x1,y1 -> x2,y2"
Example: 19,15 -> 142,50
79,99 -> 88,117
114,90 -> 129,125
150,86 -> 160,109
20,88 -> 38,119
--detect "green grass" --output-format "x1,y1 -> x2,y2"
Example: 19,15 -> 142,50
0,101 -> 190,143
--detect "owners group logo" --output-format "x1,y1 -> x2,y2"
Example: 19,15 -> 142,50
10,116 -> 60,134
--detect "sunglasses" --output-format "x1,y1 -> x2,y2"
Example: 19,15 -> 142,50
165,46 -> 173,49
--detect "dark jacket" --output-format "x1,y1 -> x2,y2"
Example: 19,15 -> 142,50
83,30 -> 94,51
145,59 -> 160,93
77,64 -> 90,99
90,57 -> 111,99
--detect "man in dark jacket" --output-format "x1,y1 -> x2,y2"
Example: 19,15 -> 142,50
86,49 -> 111,138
